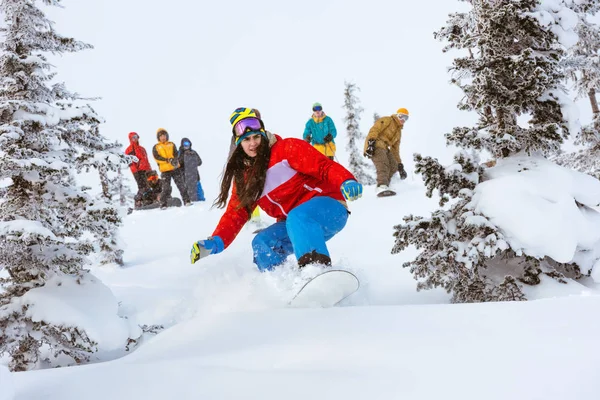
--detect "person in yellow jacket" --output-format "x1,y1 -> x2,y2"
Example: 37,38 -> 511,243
363,108 -> 409,197
152,128 -> 191,209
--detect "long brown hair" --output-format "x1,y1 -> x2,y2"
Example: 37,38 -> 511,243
214,136 -> 271,213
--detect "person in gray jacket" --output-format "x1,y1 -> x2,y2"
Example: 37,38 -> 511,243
178,137 -> 205,202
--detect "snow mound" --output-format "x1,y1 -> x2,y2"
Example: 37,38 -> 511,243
17,274 -> 141,354
471,155 -> 600,274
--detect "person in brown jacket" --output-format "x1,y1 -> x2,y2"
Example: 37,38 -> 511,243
363,108 -> 409,197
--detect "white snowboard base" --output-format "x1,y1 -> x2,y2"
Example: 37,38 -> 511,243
289,269 -> 360,308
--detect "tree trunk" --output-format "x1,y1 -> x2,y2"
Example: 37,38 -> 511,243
495,108 -> 511,158
98,164 -> 111,200
118,168 -> 127,206
589,88 -> 599,130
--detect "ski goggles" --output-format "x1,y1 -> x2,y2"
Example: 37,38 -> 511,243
233,117 -> 266,145
233,117 -> 264,137
147,174 -> 159,182
131,135 -> 139,140
312,106 -> 323,112
182,141 -> 191,148
397,113 -> 409,122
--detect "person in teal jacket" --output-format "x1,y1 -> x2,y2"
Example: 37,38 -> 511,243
303,102 -> 337,160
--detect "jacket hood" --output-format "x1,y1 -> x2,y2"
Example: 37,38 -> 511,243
156,128 -> 169,141
128,132 -> 139,143
268,132 -> 278,147
180,137 -> 193,149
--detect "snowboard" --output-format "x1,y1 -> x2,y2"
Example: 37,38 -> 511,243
289,269 -> 360,308
377,189 -> 396,197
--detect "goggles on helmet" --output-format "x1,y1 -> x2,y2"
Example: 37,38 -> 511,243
147,174 -> 159,182
397,113 -> 409,122
313,106 -> 323,112
233,117 -> 264,137
182,141 -> 191,147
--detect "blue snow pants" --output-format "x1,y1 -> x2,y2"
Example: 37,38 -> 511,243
196,181 -> 206,201
252,196 -> 349,271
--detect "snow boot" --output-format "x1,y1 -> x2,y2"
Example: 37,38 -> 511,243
298,251 -> 332,268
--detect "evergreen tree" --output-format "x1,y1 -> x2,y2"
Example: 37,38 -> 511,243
0,0 -> 125,370
342,81 -> 376,185
554,5 -> 600,178
373,112 -> 381,123
117,167 -> 134,207
393,0 -> 579,302
95,149 -> 126,266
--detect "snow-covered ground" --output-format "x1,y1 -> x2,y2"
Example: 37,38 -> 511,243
2,1 -> 600,398
4,173 -> 600,399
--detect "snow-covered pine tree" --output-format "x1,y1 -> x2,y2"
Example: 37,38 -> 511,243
393,0 -> 578,303
342,81 -> 375,185
554,4 -> 600,178
93,140 -> 130,266
0,0 -> 126,370
117,167 -> 134,207
373,112 -> 381,123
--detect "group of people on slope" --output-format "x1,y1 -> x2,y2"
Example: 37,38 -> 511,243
302,102 -> 410,197
125,128 -> 205,212
125,103 -> 410,272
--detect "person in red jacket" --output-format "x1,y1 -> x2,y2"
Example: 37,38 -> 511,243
125,132 -> 152,201
190,107 -> 363,270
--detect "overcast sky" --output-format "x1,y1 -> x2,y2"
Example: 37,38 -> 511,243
42,0 -> 594,189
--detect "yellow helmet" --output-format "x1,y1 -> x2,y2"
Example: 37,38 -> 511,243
229,107 -> 258,128
396,108 -> 409,116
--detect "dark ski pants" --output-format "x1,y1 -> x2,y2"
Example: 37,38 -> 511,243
372,147 -> 398,187
184,174 -> 199,202
160,168 -> 189,207
251,197 -> 348,271
196,181 -> 206,201
133,170 -> 149,200
135,197 -> 182,211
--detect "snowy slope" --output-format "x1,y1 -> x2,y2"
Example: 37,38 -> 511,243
5,177 -> 600,400
11,297 -> 600,400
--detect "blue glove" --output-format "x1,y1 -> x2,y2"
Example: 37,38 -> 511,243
190,236 -> 224,264
340,180 -> 363,201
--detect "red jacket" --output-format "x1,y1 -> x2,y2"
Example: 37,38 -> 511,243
125,132 -> 151,173
213,135 -> 355,248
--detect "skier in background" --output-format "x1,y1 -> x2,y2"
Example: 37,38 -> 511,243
303,102 -> 337,160
152,128 -> 191,209
178,137 -> 205,202
190,107 -> 362,270
125,131 -> 152,202
364,108 -> 409,197
132,170 -> 182,211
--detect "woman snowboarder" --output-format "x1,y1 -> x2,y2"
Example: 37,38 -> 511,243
190,107 -> 362,271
